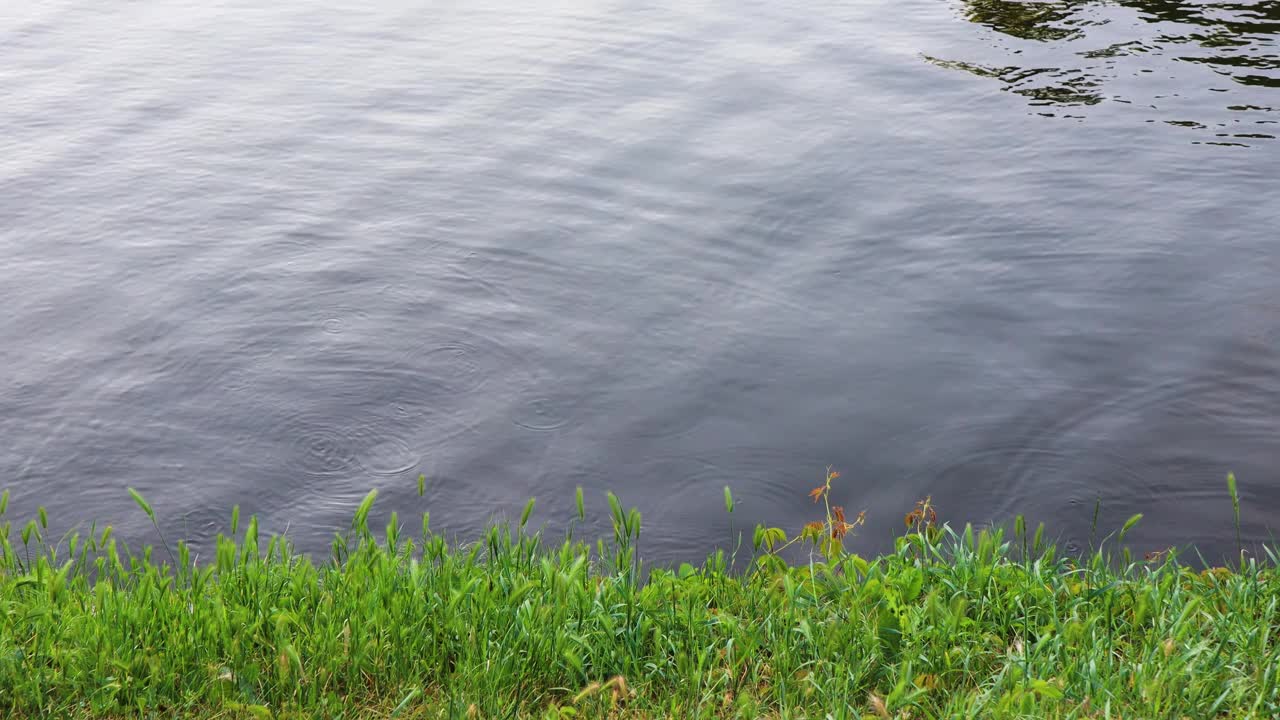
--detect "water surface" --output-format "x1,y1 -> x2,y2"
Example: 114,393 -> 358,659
2,0 -> 1278,562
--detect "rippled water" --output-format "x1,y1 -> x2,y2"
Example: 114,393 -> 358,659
932,0 -> 1280,143
2,0 -> 1278,563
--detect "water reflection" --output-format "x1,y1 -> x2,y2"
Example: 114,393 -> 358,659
929,0 -> 1279,142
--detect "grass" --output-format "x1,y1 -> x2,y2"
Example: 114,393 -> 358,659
1,472 -> 1278,719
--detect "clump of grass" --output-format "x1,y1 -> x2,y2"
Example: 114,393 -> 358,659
0,473 -> 1276,718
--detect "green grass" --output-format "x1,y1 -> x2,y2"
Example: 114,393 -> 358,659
1,477 -> 1278,719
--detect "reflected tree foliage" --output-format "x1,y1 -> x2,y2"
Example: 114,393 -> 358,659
928,0 -> 1279,139
961,0 -> 1092,41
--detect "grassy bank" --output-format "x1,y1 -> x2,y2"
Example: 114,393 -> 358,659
1,473 -> 1277,719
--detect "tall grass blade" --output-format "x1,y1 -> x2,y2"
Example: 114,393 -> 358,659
1228,472 -> 1242,566
520,498 -> 536,530
1119,513 -> 1143,541
353,489 -> 378,530
127,487 -> 156,522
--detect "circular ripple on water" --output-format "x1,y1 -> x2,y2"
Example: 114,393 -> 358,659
378,262 -> 521,314
285,360 -> 493,449
509,393 -> 580,431
305,296 -> 376,337
422,342 -> 491,393
398,326 -> 534,399
152,350 -> 255,399
136,323 -> 282,401
283,416 -> 363,480
276,411 -> 430,487
359,435 -> 422,477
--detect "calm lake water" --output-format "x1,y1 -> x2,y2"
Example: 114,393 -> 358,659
2,0 -> 1278,563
